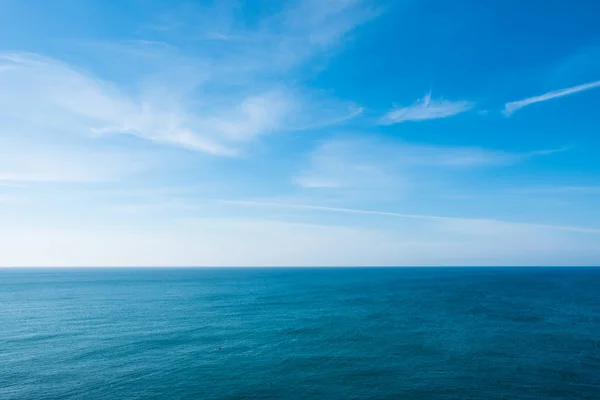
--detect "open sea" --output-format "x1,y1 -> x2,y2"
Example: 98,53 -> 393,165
1,267 -> 599,399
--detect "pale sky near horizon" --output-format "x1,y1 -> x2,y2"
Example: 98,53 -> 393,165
1,0 -> 600,266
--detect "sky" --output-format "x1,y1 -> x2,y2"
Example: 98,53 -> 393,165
1,0 -> 600,267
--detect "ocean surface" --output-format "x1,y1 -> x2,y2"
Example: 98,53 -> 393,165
1,267 -> 599,399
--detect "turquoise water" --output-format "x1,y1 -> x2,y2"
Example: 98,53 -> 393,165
1,267 -> 599,399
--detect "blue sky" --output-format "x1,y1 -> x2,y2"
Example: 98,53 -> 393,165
1,0 -> 599,266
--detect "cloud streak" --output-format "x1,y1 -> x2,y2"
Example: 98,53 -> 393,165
221,199 -> 600,234
504,79 -> 600,115
0,1 -> 374,157
0,52 -> 361,157
295,137 -> 565,191
380,93 -> 475,125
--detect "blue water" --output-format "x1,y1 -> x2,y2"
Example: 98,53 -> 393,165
1,268 -> 599,399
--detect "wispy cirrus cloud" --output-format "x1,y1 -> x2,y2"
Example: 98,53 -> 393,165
0,1 -> 374,157
296,138 -> 395,189
504,79 -> 600,115
0,52 -> 359,157
295,137 -> 564,191
142,0 -> 380,73
0,52 -> 231,156
379,93 -> 475,125
222,199 -> 600,235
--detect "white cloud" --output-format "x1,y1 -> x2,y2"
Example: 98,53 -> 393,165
273,0 -> 380,59
296,138 -> 395,189
136,0 -> 377,72
221,200 -> 600,235
0,52 -> 363,157
295,137 -> 561,191
0,53 -> 280,156
196,0 -> 380,74
504,79 -> 600,115
0,1 -> 372,157
379,93 -> 475,125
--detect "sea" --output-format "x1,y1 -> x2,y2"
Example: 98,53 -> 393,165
1,267 -> 599,399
